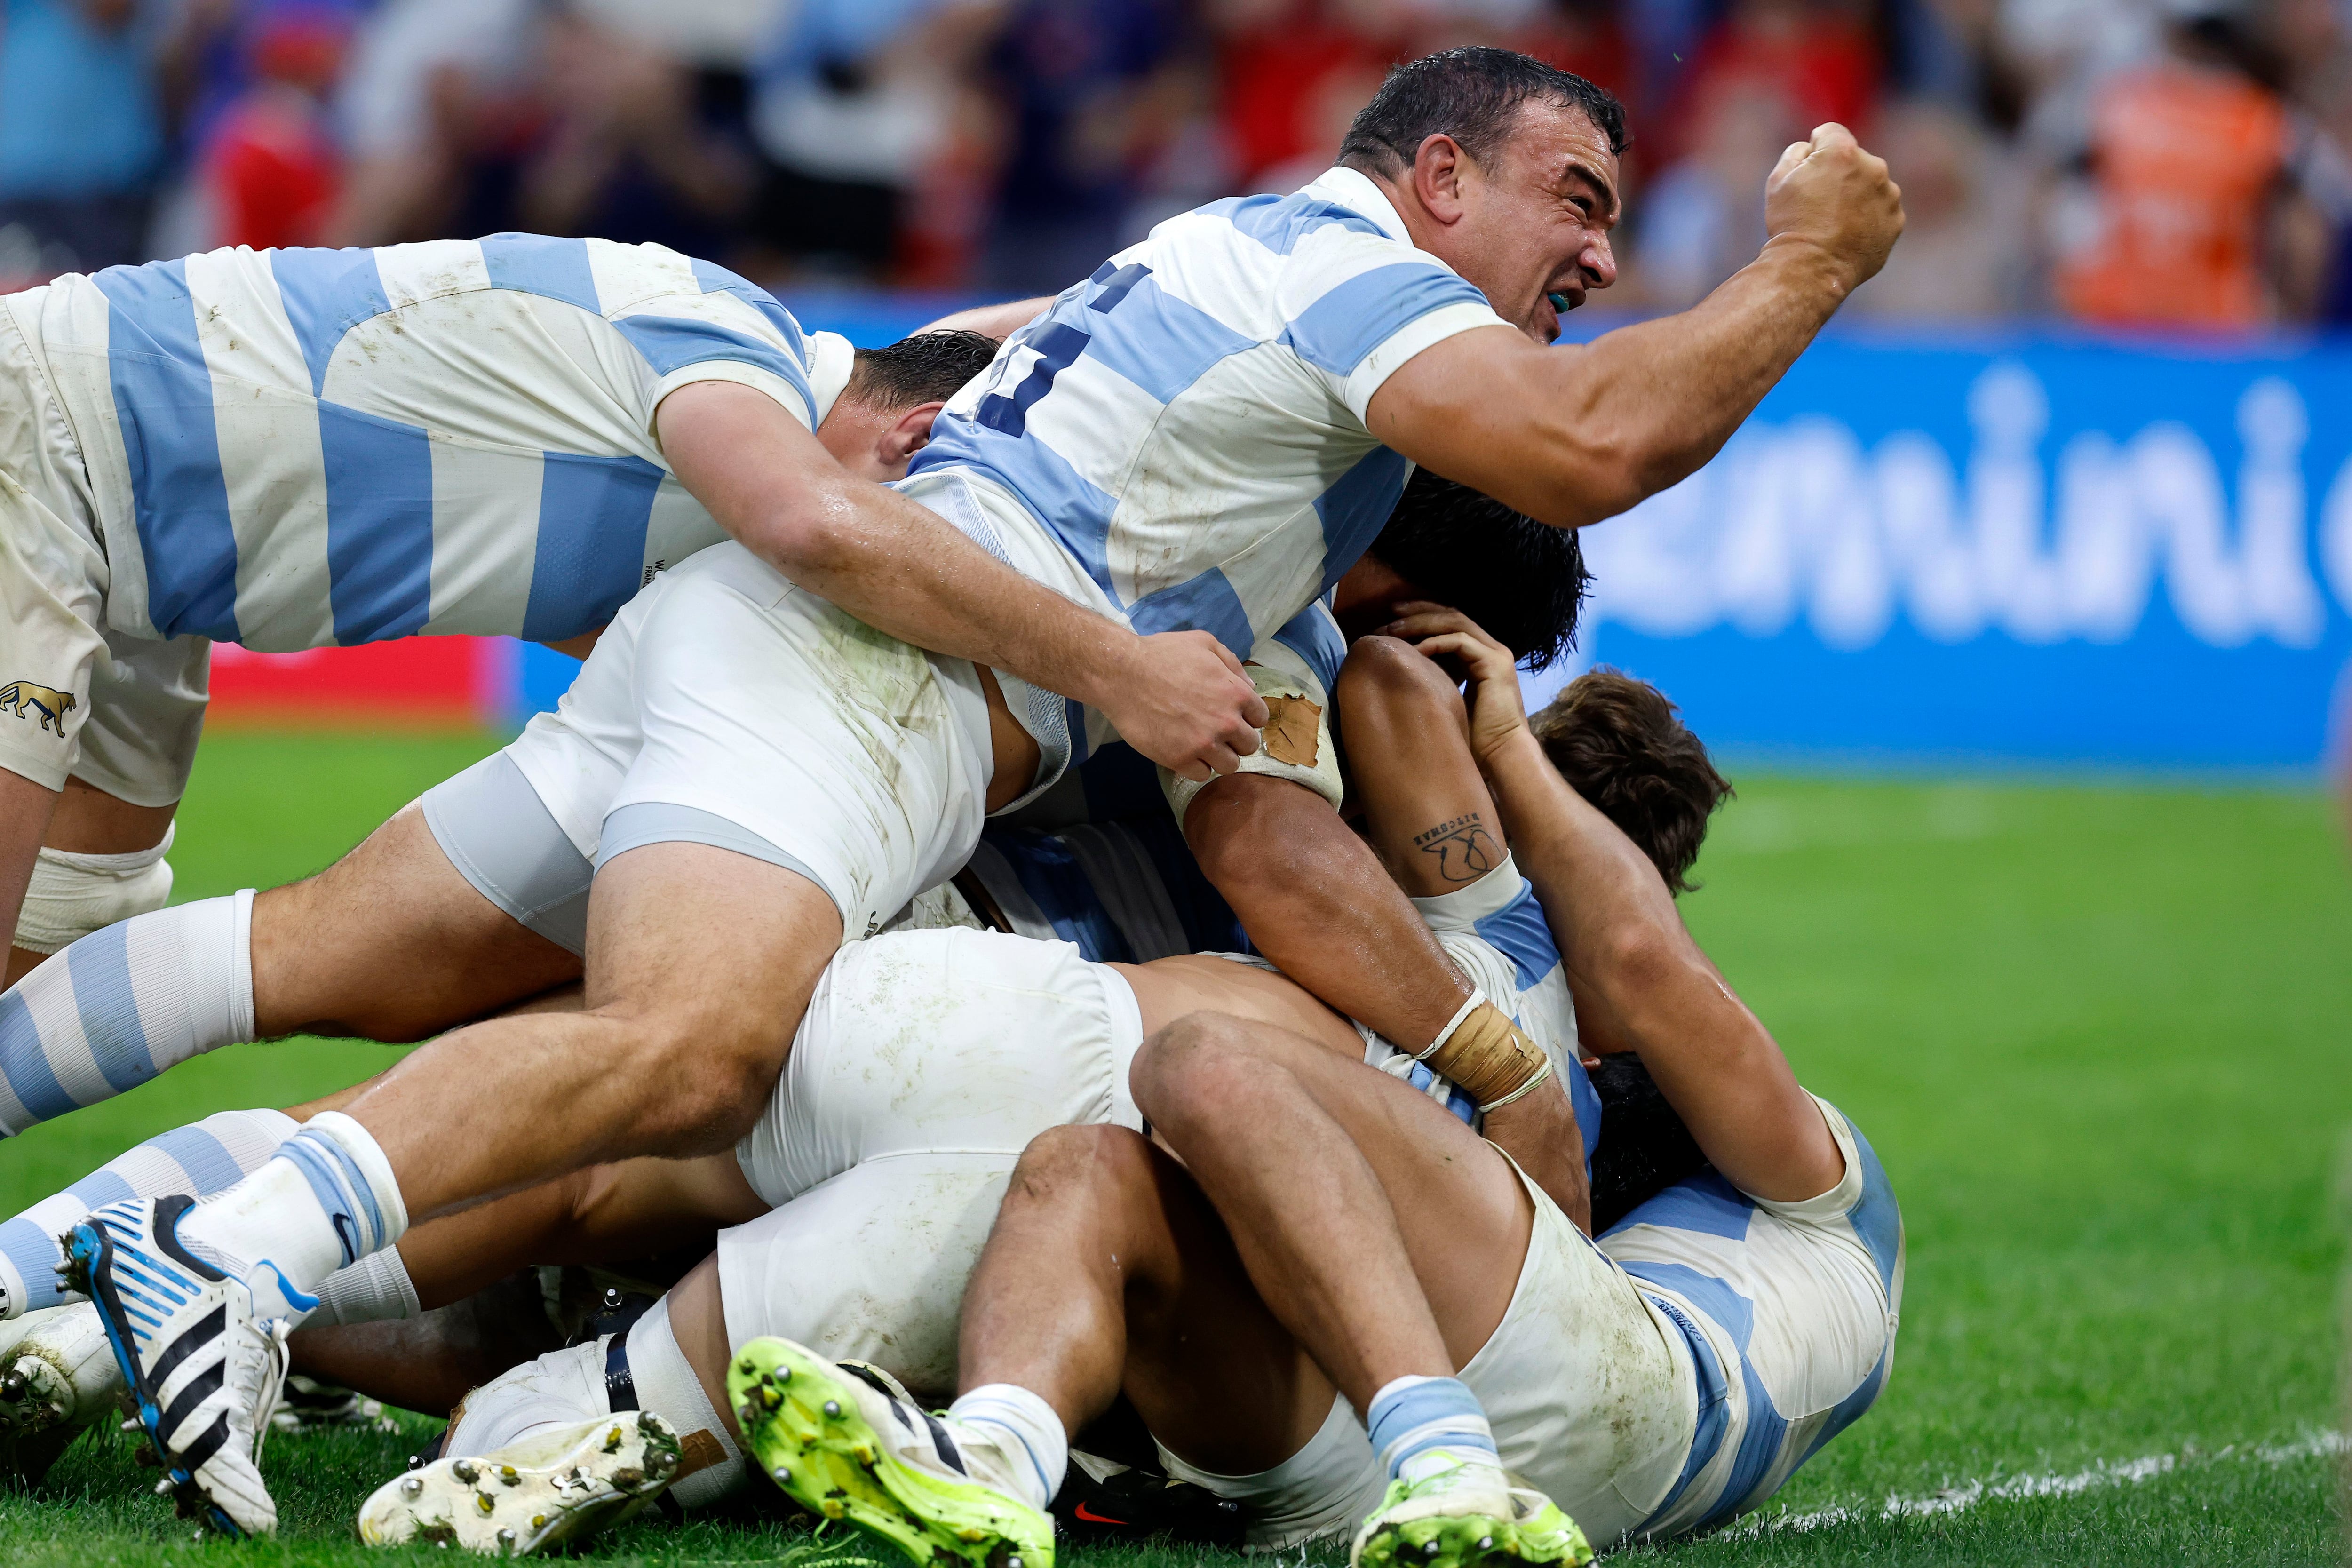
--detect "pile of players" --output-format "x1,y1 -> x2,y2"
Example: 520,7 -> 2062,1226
0,46 -> 1906,1568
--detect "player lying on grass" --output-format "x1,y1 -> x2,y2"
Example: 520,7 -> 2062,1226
732,614 -> 1900,1568
44,47 -> 1900,1537
0,471 -> 1582,1321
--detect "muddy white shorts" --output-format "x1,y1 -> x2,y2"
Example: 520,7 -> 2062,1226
716,926 -> 1143,1399
0,298 -> 207,806
1157,1156 -> 1696,1550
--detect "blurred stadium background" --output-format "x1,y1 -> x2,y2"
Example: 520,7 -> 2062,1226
2,0 -> 2351,1561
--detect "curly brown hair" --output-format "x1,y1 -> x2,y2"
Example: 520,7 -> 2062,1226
1529,669 -> 1731,895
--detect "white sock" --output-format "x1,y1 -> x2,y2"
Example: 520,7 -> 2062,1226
624,1297 -> 742,1508
0,891 -> 254,1137
307,1247 -> 421,1327
180,1110 -> 409,1310
947,1384 -> 1067,1512
0,1106 -> 294,1315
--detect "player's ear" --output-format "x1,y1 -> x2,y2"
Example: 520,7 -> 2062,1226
883,400 -> 949,464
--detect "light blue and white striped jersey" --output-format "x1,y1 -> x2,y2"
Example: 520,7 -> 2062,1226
1604,1100 -> 1904,1536
6,236 -> 851,649
906,164 -> 1510,763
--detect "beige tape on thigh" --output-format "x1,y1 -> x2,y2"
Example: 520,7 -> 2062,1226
1159,663 -> 1344,827
1415,991 -> 1554,1112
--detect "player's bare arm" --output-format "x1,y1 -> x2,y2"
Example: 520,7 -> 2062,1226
656,383 -> 1267,781
1362,120 -> 1902,527
1395,606 -> 1843,1202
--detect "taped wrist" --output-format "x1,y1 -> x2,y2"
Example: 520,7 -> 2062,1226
1415,994 -> 1552,1112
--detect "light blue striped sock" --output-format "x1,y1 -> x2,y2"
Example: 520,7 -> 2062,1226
1367,1375 -> 1499,1485
0,1106 -> 295,1316
0,892 -> 254,1137
946,1384 -> 1067,1512
181,1111 -> 410,1302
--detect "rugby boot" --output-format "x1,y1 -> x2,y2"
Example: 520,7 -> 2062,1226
62,1195 -> 295,1536
272,1376 -> 393,1433
1351,1450 -> 1592,1568
358,1410 -> 683,1554
0,1303 -> 125,1484
729,1336 -> 1053,1568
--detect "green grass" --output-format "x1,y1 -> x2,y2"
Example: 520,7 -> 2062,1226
0,735 -> 2345,1565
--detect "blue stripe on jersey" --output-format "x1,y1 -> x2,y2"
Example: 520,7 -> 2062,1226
67,922 -> 156,1093
322,402 -> 436,644
1129,566 -> 1254,657
0,991 -> 75,1125
1271,601 -> 1344,695
691,259 -> 805,358
1080,275 -> 1252,406
1283,263 -> 1490,378
1471,885 -> 1562,992
1605,1170 -> 1754,1243
1120,810 -> 1246,954
270,247 -> 393,394
1800,1345 -> 1888,1466
1705,1362 -> 1792,1529
144,1124 -> 244,1193
1564,1056 -> 1601,1177
611,314 -> 814,412
927,423 -> 1120,601
990,828 -> 1136,963
481,233 -> 602,314
521,452 -> 664,642
1203,192 -> 1388,255
1845,1123 -> 1902,1295
65,1168 -> 137,1211
1089,260 -> 1153,311
1316,446 -> 1413,592
1620,1257 -> 1755,1349
1073,743 -> 1164,820
1635,1289 -> 1733,1525
976,320 -> 1090,440
92,260 -> 240,641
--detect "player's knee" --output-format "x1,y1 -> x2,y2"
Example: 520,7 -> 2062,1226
1130,1010 -> 1288,1134
1335,633 -> 1457,726
1003,1123 -> 1156,1215
611,1003 -> 789,1146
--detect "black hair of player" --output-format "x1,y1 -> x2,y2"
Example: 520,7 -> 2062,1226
1587,1054 -> 1708,1234
1338,47 -> 1630,175
1531,669 -> 1731,894
1367,469 -> 1588,671
847,329 -> 1001,411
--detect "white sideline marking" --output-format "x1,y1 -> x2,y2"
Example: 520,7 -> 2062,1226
1728,1429 -> 2347,1538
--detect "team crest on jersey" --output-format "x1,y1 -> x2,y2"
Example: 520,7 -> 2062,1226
0,680 -> 75,734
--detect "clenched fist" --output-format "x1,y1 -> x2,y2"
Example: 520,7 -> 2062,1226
1763,123 -> 1905,294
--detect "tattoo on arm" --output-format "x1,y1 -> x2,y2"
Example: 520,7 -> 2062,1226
1412,812 -> 1503,884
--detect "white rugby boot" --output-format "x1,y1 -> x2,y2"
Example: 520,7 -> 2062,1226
1350,1451 -> 1592,1568
358,1410 -> 683,1554
729,1337 -> 1054,1568
0,1303 -> 127,1484
62,1195 -> 294,1537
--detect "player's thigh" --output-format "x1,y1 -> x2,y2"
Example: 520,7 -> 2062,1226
715,1153 -> 1013,1401
739,929 -> 1141,1205
254,798 -> 581,1040
1135,1013 -> 1533,1370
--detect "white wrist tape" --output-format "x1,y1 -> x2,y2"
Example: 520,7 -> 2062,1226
14,822 -> 175,953
1414,990 -> 1491,1063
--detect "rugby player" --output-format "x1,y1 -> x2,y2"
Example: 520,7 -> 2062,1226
729,615 -> 1899,1565
60,48 -> 1901,1536
0,253 -> 1085,982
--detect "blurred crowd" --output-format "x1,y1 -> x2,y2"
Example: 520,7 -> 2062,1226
9,0 -> 2352,327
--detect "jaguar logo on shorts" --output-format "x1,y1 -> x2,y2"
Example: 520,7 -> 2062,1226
0,680 -> 76,735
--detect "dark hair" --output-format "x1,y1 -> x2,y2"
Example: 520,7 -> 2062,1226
1588,1054 -> 1708,1234
1339,47 -> 1630,177
1368,469 -> 1588,671
1531,669 -> 1730,894
847,329 -> 1001,411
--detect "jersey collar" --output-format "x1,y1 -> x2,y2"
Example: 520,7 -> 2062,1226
1295,166 -> 1413,245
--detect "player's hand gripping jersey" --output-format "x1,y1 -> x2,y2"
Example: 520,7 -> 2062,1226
905,166 -> 1512,786
0,236 -> 844,797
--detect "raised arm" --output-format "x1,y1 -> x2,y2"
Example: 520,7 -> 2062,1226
1397,611 -> 1843,1202
1367,125 -> 1901,528
657,382 -> 1266,781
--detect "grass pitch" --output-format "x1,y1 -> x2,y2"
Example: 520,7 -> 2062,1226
0,731 -> 2344,1566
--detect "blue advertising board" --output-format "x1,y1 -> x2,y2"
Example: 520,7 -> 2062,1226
516,302 -> 2352,773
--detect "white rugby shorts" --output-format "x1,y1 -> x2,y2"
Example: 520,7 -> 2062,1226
0,296 -> 207,805
453,541 -> 994,943
717,926 -> 1143,1400
1158,1155 -> 1694,1550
